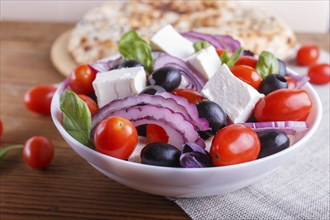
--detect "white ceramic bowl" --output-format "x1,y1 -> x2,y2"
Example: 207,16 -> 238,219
51,78 -> 322,198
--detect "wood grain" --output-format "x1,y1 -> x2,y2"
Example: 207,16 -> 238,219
0,21 -> 329,219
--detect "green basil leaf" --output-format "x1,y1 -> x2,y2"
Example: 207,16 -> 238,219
193,41 -> 210,52
60,90 -> 93,148
256,51 -> 280,79
219,47 -> 243,68
118,31 -> 153,74
219,50 -> 231,64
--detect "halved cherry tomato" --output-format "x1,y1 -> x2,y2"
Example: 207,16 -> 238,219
94,116 -> 138,160
307,63 -> 330,85
24,85 -> 57,115
254,89 -> 312,122
284,76 -> 297,89
235,56 -> 258,68
216,49 -> 232,57
69,64 -> 97,94
210,124 -> 260,166
23,136 -> 54,170
172,89 -> 204,104
296,45 -> 320,66
230,65 -> 262,89
146,124 -> 169,144
78,94 -> 99,115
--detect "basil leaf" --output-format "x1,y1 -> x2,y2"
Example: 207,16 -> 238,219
219,47 -> 243,68
193,41 -> 210,52
256,51 -> 280,79
118,31 -> 153,74
60,90 -> 93,148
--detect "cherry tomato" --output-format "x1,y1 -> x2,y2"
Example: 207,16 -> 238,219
69,64 -> 97,94
0,119 -> 3,140
172,89 -> 204,104
307,63 -> 330,85
284,76 -> 297,89
23,136 -> 54,170
216,49 -> 232,57
254,89 -> 312,122
230,65 -> 262,89
210,124 -> 260,166
146,124 -> 169,144
235,56 -> 258,68
296,45 -> 320,66
78,94 -> 99,115
94,116 -> 138,160
24,85 -> 57,115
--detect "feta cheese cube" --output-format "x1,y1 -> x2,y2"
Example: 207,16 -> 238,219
186,45 -> 222,80
201,64 -> 264,123
150,25 -> 195,59
93,66 -> 146,108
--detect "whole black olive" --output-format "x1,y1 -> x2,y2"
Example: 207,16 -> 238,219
196,100 -> 227,139
257,130 -> 290,159
147,67 -> 181,92
112,60 -> 143,69
258,74 -> 288,95
141,142 -> 181,167
278,59 -> 287,76
140,85 -> 166,95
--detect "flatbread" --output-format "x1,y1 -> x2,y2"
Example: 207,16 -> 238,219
68,0 -> 296,64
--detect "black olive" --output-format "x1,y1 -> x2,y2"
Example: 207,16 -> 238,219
257,130 -> 290,159
140,85 -> 166,95
141,142 -> 181,167
147,67 -> 181,92
112,60 -> 143,69
258,74 -> 288,95
278,59 -> 287,76
196,100 -> 227,139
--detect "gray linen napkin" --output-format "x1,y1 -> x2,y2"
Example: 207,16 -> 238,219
171,52 -> 330,220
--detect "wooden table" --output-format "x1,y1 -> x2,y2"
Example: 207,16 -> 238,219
0,21 -> 329,220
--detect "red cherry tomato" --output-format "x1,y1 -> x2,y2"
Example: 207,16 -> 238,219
146,124 -> 169,144
230,65 -> 262,89
235,56 -> 258,68
172,89 -> 204,104
307,63 -> 330,85
210,124 -> 260,166
23,136 -> 54,170
94,116 -> 138,160
284,76 -> 297,89
24,85 -> 57,115
0,119 -> 3,140
216,49 -> 232,57
296,45 -> 320,66
254,89 -> 312,122
77,94 -> 99,115
69,64 -> 97,94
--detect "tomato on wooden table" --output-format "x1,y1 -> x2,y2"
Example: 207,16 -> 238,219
235,56 -> 258,68
78,94 -> 99,115
254,89 -> 312,122
24,85 -> 57,115
307,63 -> 330,85
23,136 -> 54,169
296,45 -> 320,66
230,65 -> 262,89
172,89 -> 204,104
146,124 -> 169,144
69,64 -> 97,94
0,119 -> 3,140
210,124 -> 260,166
94,116 -> 138,160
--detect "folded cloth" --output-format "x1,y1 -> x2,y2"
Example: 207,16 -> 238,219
170,51 -> 330,220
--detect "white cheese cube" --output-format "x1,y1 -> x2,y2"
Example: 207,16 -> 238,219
186,45 -> 222,80
201,64 -> 264,123
150,25 -> 195,59
93,66 -> 146,108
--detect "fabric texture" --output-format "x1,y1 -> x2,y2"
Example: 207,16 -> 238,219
171,52 -> 330,220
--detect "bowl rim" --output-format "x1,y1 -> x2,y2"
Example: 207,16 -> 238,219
51,71 -> 322,173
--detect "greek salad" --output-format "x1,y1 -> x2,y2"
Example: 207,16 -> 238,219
59,25 -> 312,168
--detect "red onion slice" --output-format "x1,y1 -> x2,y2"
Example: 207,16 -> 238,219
241,121 -> 309,134
89,54 -> 123,72
286,72 -> 310,89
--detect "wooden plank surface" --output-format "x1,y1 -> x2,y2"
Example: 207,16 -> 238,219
0,21 -> 329,219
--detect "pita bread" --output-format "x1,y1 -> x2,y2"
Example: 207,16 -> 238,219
68,0 -> 296,64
